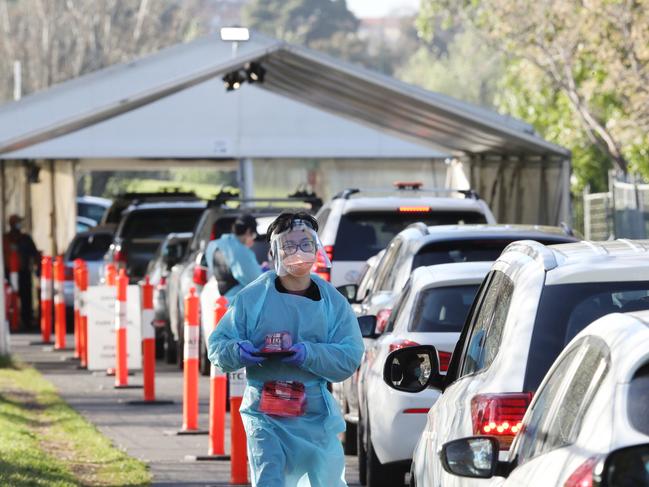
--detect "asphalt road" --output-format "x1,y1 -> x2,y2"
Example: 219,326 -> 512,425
11,334 -> 362,486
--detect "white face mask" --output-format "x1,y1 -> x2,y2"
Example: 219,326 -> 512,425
282,250 -> 316,277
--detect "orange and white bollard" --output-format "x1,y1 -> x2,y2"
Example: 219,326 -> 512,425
209,296 -> 229,455
187,295 -> 230,460
105,263 -> 117,287
73,259 -> 82,359
40,256 -> 53,343
178,287 -> 206,434
8,248 -> 20,331
53,256 -> 67,350
229,369 -> 249,485
115,269 -> 129,388
79,262 -> 89,368
141,277 -> 155,401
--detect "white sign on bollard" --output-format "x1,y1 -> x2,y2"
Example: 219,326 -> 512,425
228,368 -> 247,397
86,285 -> 142,371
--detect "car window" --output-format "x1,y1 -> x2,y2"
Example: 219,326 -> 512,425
120,209 -> 203,239
409,284 -> 480,333
525,281 -> 649,391
515,341 -> 585,464
67,234 -> 113,261
385,280 -> 411,333
78,203 -> 108,223
412,238 -> 567,269
334,210 -> 487,261
628,362 -> 649,435
460,271 -> 513,376
372,238 -> 403,292
516,337 -> 609,464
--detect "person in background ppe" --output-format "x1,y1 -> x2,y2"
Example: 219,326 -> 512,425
3,214 -> 40,329
205,214 -> 261,300
208,212 -> 364,487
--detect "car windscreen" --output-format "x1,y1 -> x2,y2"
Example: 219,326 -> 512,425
628,362 -> 649,435
524,281 -> 649,391
78,203 -> 107,223
410,284 -> 480,333
335,211 -> 487,261
120,209 -> 202,239
67,234 -> 113,261
412,238 -> 569,269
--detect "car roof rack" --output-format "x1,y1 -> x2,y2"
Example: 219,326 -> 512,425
333,186 -> 481,200
209,188 -> 323,212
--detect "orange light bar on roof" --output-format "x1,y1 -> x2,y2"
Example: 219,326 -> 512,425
399,206 -> 431,212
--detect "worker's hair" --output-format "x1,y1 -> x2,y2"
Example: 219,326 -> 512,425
266,212 -> 318,242
232,214 -> 257,236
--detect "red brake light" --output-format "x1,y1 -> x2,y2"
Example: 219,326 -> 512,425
438,350 -> 452,373
313,245 -> 334,282
398,206 -> 431,213
394,181 -> 423,190
114,248 -> 127,264
64,266 -> 74,281
470,392 -> 533,450
403,408 -> 430,414
389,338 -> 419,352
563,456 -> 601,487
376,308 -> 392,334
193,266 -> 207,286
158,276 -> 167,289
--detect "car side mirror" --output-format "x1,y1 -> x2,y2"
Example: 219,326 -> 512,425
337,284 -> 359,304
440,437 -> 500,479
357,315 -> 378,338
600,443 -> 649,487
382,345 -> 444,392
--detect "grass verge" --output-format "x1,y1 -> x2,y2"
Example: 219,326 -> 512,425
0,356 -> 151,486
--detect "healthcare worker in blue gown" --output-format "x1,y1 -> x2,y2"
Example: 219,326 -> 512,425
208,212 -> 364,487
205,214 -> 262,300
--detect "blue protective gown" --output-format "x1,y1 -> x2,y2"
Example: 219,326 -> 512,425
205,234 -> 261,299
208,272 -> 364,487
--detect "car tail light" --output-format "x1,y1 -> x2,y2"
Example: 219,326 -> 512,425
471,392 -> 533,450
403,408 -> 430,414
193,266 -> 207,286
398,206 -> 431,213
563,456 -> 601,487
64,266 -> 74,281
375,308 -> 392,334
313,245 -> 334,281
114,248 -> 127,264
389,339 -> 419,352
158,276 -> 167,289
437,351 -> 452,373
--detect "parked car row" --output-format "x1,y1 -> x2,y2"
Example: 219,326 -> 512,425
363,239 -> 649,486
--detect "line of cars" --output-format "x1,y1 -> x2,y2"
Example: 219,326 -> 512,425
352,235 -> 649,486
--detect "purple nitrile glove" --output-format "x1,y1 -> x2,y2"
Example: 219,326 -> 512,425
281,343 -> 307,367
238,342 -> 266,366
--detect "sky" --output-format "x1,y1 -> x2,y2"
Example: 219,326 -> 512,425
346,0 -> 420,18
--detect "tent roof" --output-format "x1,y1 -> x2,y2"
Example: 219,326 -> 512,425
0,31 -> 568,159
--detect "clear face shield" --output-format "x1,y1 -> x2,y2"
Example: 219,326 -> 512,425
270,220 -> 331,277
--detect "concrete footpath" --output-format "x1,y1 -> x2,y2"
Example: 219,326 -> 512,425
11,334 -> 361,486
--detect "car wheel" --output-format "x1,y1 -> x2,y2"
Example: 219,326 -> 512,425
367,425 -> 405,487
199,330 -> 210,376
177,336 -> 184,370
344,420 -> 358,455
409,461 -> 416,487
164,330 -> 177,364
357,414 -> 367,485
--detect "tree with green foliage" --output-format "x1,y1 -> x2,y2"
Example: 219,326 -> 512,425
242,0 -> 358,45
418,0 -> 649,178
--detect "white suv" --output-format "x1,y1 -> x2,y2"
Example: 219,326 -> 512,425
315,184 -> 496,287
381,239 -> 649,487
